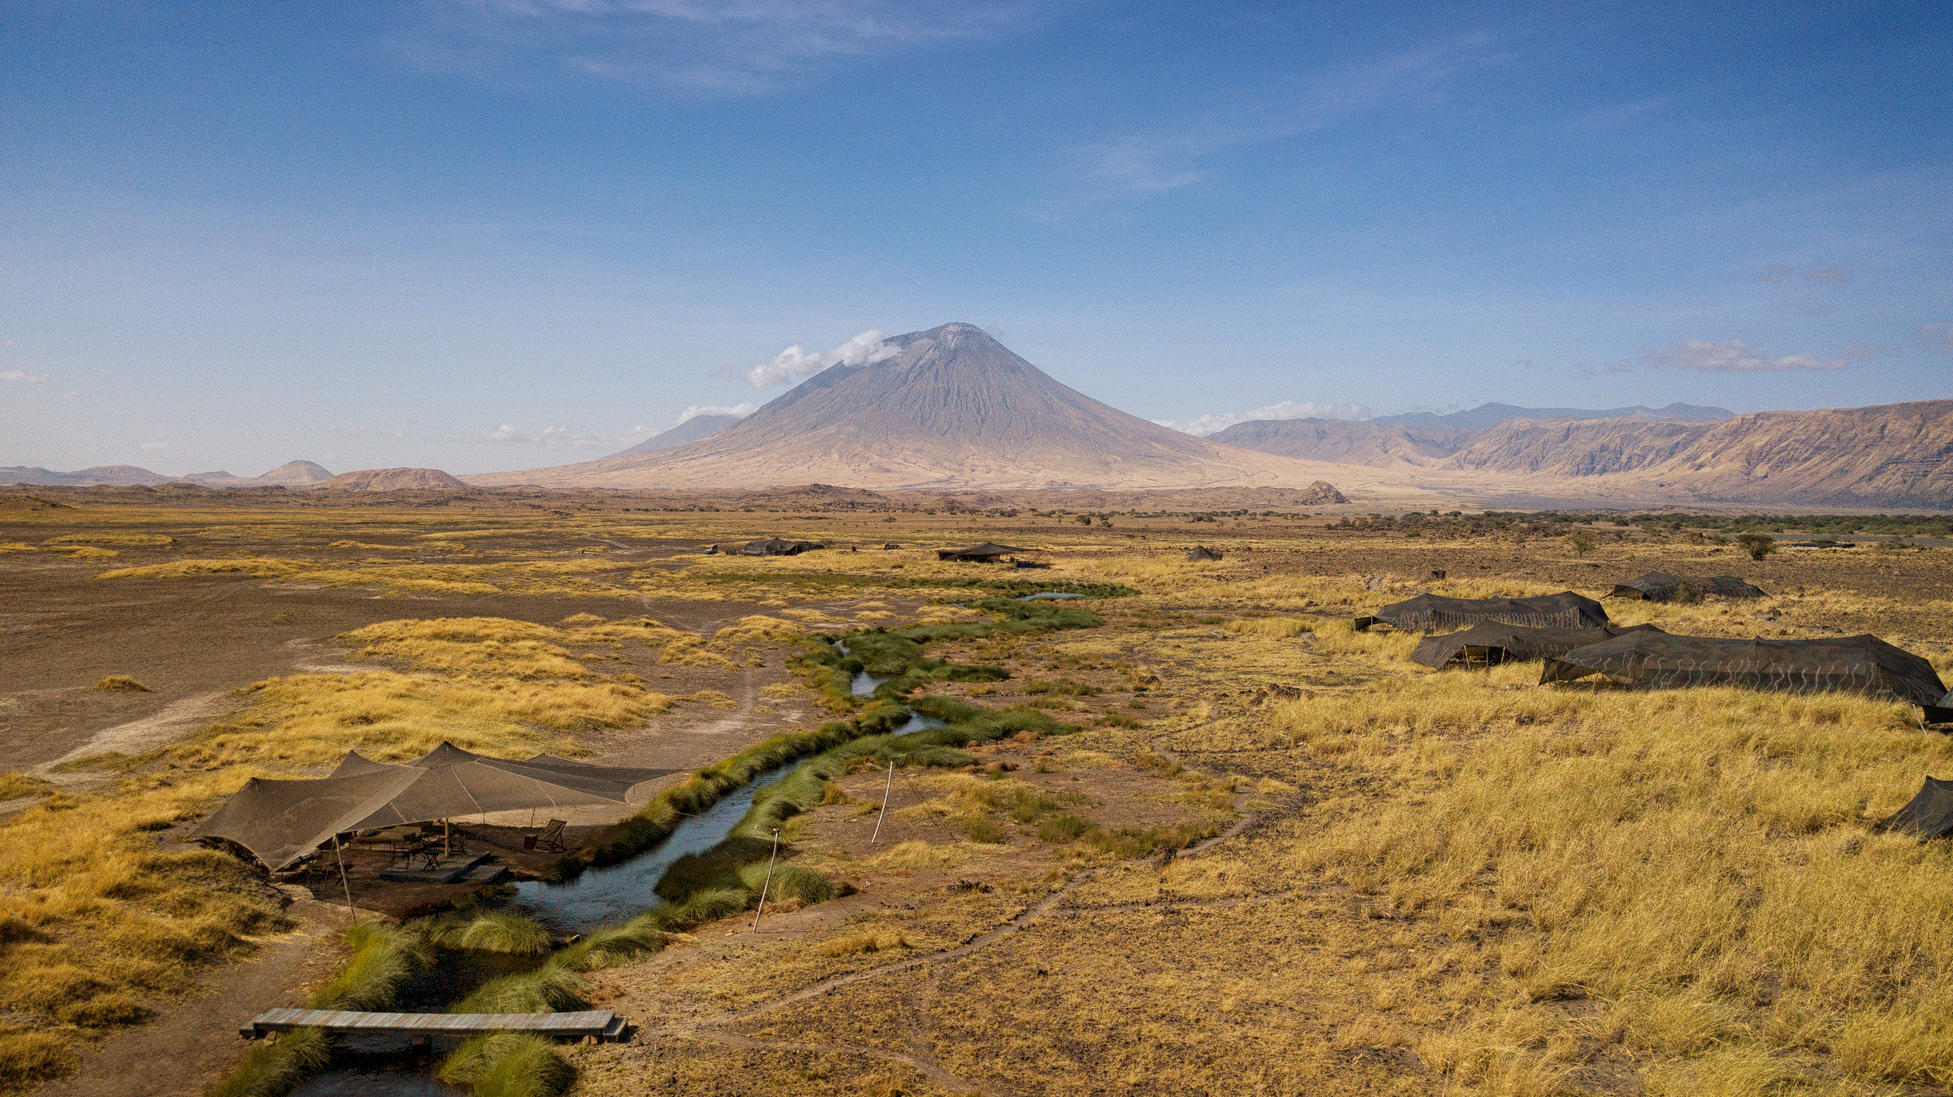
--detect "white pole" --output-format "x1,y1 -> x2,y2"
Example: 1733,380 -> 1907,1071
751,828 -> 781,931
333,835 -> 357,925
871,759 -> 895,845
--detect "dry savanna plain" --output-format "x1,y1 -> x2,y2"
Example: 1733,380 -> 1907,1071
3,492 -> 1953,1097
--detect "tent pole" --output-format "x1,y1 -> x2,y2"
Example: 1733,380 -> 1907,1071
443,819 -> 451,859
333,835 -> 356,925
871,759 -> 894,845
751,829 -> 780,932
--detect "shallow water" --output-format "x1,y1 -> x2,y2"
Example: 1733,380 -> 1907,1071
1014,591 -> 1086,601
289,1064 -> 458,1097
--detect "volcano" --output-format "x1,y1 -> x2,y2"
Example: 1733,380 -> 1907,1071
477,323 -> 1342,491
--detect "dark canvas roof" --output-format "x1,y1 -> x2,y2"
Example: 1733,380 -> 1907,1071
1411,623 -> 1664,670
937,542 -> 1031,561
1876,777 -> 1953,839
738,538 -> 822,556
1541,632 -> 1948,707
193,742 -> 673,870
1610,572 -> 1765,602
1359,591 -> 1608,634
1185,545 -> 1224,561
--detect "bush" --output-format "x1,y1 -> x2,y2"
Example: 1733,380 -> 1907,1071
1736,532 -> 1777,561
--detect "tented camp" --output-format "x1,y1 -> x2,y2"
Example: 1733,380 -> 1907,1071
1186,545 -> 1224,562
1411,623 -> 1664,670
738,538 -> 823,556
191,742 -> 672,870
1929,690 -> 1953,725
1541,632 -> 1949,708
1356,591 -> 1608,634
1610,572 -> 1765,602
1876,777 -> 1953,839
937,542 -> 1032,563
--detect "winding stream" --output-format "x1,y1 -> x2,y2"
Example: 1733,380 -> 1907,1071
290,646 -> 933,1093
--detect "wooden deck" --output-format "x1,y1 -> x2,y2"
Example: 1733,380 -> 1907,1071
241,1008 -> 629,1043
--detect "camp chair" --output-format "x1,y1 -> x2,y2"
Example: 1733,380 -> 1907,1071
532,818 -> 567,853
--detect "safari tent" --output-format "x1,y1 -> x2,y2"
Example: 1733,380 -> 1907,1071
1610,572 -> 1765,602
191,742 -> 672,870
1876,777 -> 1953,839
1356,591 -> 1608,634
738,538 -> 823,556
1185,545 -> 1224,562
937,542 -> 1032,563
1411,623 -> 1664,670
1541,632 -> 1948,708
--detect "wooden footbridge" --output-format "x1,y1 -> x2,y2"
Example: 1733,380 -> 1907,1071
242,1008 -> 630,1043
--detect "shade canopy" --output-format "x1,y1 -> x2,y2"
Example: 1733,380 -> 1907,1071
736,538 -> 822,556
1185,545 -> 1224,562
938,542 -> 1031,561
1876,777 -> 1953,839
192,742 -> 673,870
1411,623 -> 1664,670
1357,591 -> 1608,634
1541,632 -> 1947,707
1610,572 -> 1765,602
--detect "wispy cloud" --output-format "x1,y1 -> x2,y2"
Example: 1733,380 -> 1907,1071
403,0 -> 1055,98
729,329 -> 895,387
466,421 -> 651,448
0,369 -> 49,384
1036,31 -> 1506,214
1155,399 -> 1368,437
1637,339 -> 1851,373
675,402 -> 757,424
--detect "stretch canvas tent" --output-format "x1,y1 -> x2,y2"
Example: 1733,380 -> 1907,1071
1356,591 -> 1608,634
737,538 -> 822,556
192,742 -> 673,870
1610,572 -> 1765,602
1411,623 -> 1664,670
937,542 -> 1031,562
1875,777 -> 1953,839
1185,545 -> 1224,562
1541,632 -> 1948,708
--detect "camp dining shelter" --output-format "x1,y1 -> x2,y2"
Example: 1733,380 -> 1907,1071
1356,591 -> 1608,634
1540,632 -> 1949,712
937,542 -> 1034,563
1609,572 -> 1765,602
1411,623 -> 1664,670
190,742 -> 673,871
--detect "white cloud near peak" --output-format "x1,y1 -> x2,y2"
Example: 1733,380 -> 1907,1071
737,329 -> 895,388
1155,399 -> 1369,436
0,369 -> 49,383
675,402 -> 756,425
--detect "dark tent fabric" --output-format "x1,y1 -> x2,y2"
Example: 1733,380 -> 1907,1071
1541,632 -> 1948,707
1356,591 -> 1608,634
1875,777 -> 1953,839
937,542 -> 1031,562
193,742 -> 674,870
1186,546 -> 1224,562
1928,691 -> 1953,725
1610,572 -> 1765,602
1411,623 -> 1665,670
737,538 -> 822,556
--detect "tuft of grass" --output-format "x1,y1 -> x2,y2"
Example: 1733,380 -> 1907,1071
0,1029 -> 82,1091
427,910 -> 554,957
438,1033 -> 575,1097
309,923 -> 430,1011
92,675 -> 151,692
202,1028 -> 330,1097
452,963 -> 588,1013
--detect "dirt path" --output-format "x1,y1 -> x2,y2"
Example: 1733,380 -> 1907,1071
34,897 -> 360,1097
34,691 -> 232,783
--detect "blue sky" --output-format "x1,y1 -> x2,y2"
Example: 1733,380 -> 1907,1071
3,0 -> 1948,475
